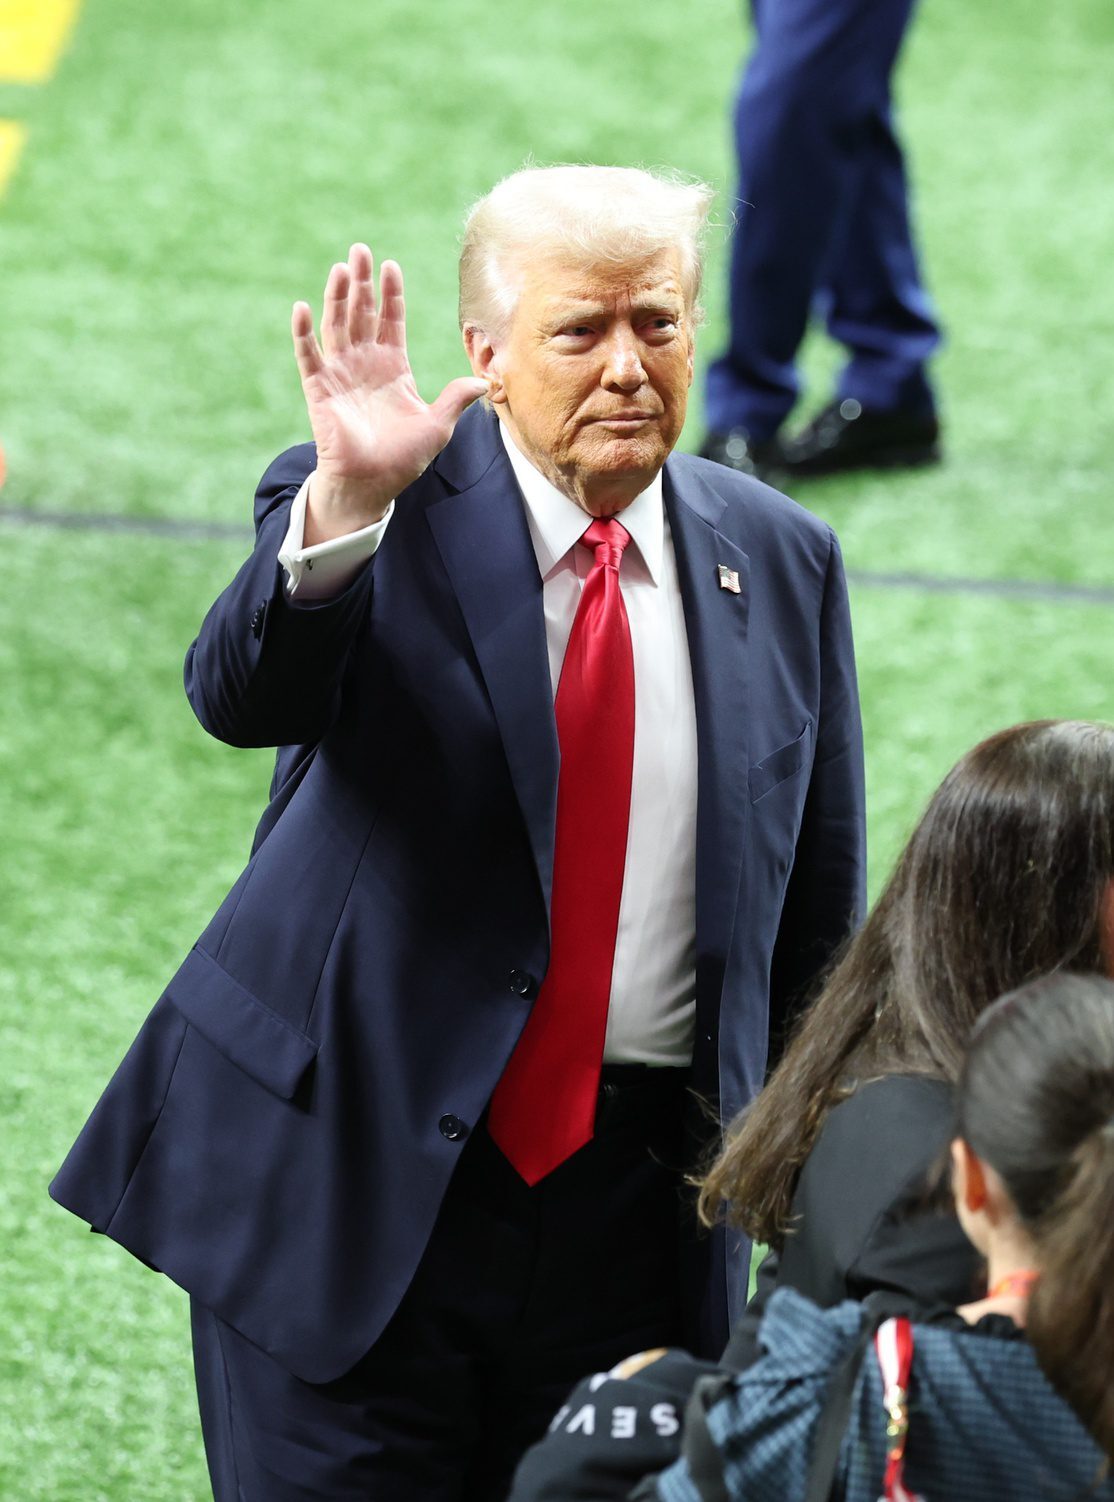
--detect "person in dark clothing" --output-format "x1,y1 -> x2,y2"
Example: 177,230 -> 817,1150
49,166 -> 866,1501
511,972 -> 1114,1502
700,0 -> 941,480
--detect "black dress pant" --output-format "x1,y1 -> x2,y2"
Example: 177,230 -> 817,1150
192,1067 -> 689,1501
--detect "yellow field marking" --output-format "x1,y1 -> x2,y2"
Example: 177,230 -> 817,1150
0,118 -> 27,196
0,0 -> 84,84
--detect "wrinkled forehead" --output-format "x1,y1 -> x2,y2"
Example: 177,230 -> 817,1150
507,246 -> 689,324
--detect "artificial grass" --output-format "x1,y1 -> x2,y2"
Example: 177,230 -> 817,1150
0,0 -> 1110,585
1,0 -> 1113,1493
0,528 -> 264,1500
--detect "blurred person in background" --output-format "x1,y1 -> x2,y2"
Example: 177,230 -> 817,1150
51,164 -> 866,1500
516,972 -> 1114,1502
701,0 -> 943,481
509,718 -> 1114,1498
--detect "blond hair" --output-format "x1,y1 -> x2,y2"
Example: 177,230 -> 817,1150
458,163 -> 715,339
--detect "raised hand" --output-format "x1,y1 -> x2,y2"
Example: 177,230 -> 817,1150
291,245 -> 488,541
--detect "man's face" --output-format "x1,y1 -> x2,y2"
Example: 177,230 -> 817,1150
467,248 -> 695,516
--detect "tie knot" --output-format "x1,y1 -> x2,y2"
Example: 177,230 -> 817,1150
580,518 -> 631,571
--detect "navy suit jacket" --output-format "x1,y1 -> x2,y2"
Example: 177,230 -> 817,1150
51,406 -> 865,1382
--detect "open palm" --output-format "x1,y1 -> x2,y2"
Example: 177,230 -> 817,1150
292,245 -> 486,516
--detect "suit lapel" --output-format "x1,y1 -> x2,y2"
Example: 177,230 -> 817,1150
425,415 -> 752,972
426,412 -> 559,916
665,459 -> 752,980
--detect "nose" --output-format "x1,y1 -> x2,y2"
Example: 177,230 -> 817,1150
600,328 -> 646,392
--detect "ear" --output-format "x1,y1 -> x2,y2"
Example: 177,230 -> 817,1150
462,324 -> 506,404
951,1137 -> 988,1213
686,330 -> 695,389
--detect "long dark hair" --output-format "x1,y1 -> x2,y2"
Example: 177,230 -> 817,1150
957,972 -> 1114,1459
700,720 -> 1114,1245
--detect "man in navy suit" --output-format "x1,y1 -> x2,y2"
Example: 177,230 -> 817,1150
52,165 -> 866,1499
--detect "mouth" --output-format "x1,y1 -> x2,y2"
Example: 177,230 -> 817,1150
591,412 -> 658,429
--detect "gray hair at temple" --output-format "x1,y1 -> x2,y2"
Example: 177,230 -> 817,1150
458,164 -> 716,340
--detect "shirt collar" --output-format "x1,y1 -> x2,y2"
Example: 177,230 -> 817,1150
498,421 -> 663,585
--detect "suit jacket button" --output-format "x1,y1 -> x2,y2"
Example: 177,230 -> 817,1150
508,969 -> 534,997
249,603 -> 265,639
439,1114 -> 468,1142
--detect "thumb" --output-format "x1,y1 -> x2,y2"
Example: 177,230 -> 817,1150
430,376 -> 490,429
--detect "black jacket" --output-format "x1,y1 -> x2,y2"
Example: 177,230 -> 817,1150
732,1073 -> 979,1366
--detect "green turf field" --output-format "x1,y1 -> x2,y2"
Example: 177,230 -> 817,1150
1,0 -> 1112,1495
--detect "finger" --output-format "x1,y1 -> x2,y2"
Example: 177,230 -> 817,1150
347,243 -> 377,345
291,301 -> 324,383
429,375 -> 490,429
320,262 -> 351,357
375,260 -> 407,351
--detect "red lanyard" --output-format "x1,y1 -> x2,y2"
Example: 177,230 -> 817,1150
875,1316 -> 924,1502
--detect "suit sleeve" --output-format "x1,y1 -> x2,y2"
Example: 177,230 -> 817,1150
716,1245 -> 781,1373
767,528 -> 866,1069
183,445 -> 377,749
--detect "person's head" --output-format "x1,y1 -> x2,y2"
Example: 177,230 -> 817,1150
700,719 -> 1114,1245
950,972 -> 1114,1459
876,718 -> 1114,1047
458,164 -> 715,517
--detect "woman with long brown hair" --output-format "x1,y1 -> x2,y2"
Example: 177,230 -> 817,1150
704,717 -> 1114,1363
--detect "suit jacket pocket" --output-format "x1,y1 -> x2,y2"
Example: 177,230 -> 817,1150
748,720 -> 814,804
166,944 -> 318,1100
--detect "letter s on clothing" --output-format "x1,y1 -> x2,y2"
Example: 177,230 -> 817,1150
651,1402 -> 679,1437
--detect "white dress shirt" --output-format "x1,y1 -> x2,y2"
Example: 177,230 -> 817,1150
278,426 -> 699,1064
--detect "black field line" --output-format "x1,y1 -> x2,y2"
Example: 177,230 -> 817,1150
2,504 -> 1113,606
843,569 -> 1114,606
0,506 -> 248,541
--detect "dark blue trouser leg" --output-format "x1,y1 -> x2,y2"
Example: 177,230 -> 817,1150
823,102 -> 940,413
704,0 -> 940,439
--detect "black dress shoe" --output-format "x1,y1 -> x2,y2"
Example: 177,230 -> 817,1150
781,399 -> 941,476
699,429 -> 786,482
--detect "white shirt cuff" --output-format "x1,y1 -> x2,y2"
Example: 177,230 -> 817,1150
278,474 -> 394,600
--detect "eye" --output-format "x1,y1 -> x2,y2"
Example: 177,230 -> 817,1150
560,324 -> 596,339
643,316 -> 678,340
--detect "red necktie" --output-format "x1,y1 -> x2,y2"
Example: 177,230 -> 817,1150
488,518 -> 635,1185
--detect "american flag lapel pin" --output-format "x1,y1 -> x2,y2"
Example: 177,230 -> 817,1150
717,564 -> 741,594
